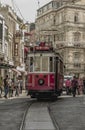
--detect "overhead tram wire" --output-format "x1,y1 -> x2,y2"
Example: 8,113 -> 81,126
11,0 -> 40,22
11,0 -> 26,22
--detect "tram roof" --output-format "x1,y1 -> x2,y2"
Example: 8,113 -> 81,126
28,49 -> 63,60
28,42 -> 63,60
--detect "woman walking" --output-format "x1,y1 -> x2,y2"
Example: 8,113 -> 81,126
0,76 -> 3,98
65,78 -> 71,95
15,77 -> 20,96
71,76 -> 78,97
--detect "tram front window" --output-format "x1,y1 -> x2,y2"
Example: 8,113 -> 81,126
34,56 -> 41,71
49,57 -> 54,72
30,57 -> 33,72
42,56 -> 48,71
34,56 -> 48,72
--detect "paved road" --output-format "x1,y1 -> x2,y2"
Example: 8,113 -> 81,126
49,95 -> 85,130
24,102 -> 55,130
0,98 -> 31,130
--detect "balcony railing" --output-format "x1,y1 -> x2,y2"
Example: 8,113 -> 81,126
55,41 -> 85,49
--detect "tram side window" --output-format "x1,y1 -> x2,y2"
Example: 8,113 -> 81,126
49,57 -> 53,72
60,61 -> 63,73
30,57 -> 33,72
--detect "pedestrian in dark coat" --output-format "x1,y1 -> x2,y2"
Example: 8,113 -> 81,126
71,76 -> 78,97
65,78 -> 71,95
4,75 -> 9,98
15,77 -> 20,96
19,79 -> 23,94
0,76 -> 3,97
83,77 -> 85,94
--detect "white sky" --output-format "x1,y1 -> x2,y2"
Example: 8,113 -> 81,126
1,0 -> 51,22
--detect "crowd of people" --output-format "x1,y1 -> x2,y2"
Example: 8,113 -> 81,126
65,76 -> 85,97
0,74 -> 85,99
0,75 -> 23,99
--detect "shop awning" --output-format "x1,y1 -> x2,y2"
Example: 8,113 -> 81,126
0,63 -> 15,69
24,32 -> 32,36
12,68 -> 21,75
16,66 -> 27,75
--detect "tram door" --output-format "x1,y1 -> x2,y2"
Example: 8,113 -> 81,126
55,57 -> 59,90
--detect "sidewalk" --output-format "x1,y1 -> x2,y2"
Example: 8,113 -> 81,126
0,90 -> 30,100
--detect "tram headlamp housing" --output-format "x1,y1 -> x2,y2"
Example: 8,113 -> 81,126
38,79 -> 44,85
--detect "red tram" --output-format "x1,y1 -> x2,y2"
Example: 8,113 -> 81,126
27,42 -> 64,99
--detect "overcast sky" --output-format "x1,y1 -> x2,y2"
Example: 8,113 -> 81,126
1,0 -> 51,22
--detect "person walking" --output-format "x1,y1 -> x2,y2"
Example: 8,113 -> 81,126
77,78 -> 83,95
15,77 -> 20,96
8,78 -> 12,97
4,75 -> 9,98
11,79 -> 14,97
65,78 -> 71,95
19,78 -> 23,94
0,76 -> 3,98
83,77 -> 85,94
71,76 -> 78,97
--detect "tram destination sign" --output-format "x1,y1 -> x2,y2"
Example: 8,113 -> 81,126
35,46 -> 52,51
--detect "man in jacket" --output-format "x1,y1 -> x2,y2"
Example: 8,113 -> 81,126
71,76 -> 78,97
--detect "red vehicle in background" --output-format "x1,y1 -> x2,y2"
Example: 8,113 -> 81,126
27,42 -> 64,99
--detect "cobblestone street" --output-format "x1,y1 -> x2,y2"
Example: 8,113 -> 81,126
49,95 -> 85,130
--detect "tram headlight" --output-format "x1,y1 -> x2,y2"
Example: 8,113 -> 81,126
38,79 -> 44,85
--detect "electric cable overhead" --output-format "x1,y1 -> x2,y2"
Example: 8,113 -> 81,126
11,0 -> 26,22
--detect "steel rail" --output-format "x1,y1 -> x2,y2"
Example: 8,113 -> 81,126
19,101 -> 34,130
48,106 -> 60,130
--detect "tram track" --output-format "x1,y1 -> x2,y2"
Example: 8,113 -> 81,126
21,100 -> 58,130
0,98 -> 34,130
19,100 -> 34,130
0,98 -> 60,130
48,106 -> 60,130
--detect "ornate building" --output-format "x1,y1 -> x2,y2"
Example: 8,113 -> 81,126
0,4 -> 25,79
36,0 -> 85,78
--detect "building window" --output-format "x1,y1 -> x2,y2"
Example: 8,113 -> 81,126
53,16 -> 56,25
54,35 -> 56,42
57,2 -> 60,8
74,32 -> 80,41
0,23 -> 2,42
74,13 -> 78,23
5,28 -> 8,41
74,52 -> 79,59
73,52 -> 81,68
74,63 -> 81,68
14,43 -> 18,56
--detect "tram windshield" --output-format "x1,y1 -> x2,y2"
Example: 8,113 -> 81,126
29,55 -> 54,72
42,56 -> 48,71
49,57 -> 54,72
34,56 -> 41,71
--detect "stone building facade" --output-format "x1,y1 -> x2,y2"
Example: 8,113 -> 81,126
0,4 -> 25,79
0,14 -> 8,77
0,5 -> 17,77
36,0 -> 85,78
